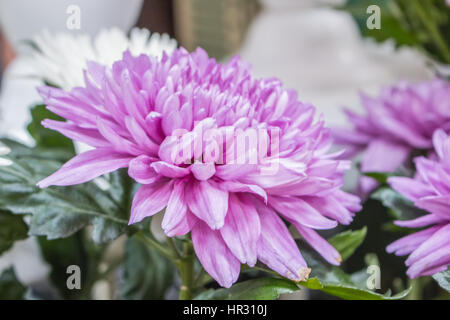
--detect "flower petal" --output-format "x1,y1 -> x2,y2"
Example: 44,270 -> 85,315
292,223 -> 341,265
191,221 -> 240,288
37,148 -> 132,187
128,155 -> 158,184
270,196 -> 338,230
151,161 -> 190,178
220,194 -> 260,266
186,180 -> 229,229
162,179 -> 197,236
254,200 -> 310,281
41,119 -> 108,147
129,180 -> 173,224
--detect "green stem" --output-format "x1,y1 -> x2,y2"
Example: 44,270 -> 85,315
407,277 -> 430,300
166,237 -> 182,260
411,0 -> 450,64
134,231 -> 174,261
176,242 -> 195,300
136,230 -> 195,299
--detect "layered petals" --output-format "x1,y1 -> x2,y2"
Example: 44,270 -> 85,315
37,46 -> 361,288
387,130 -> 450,278
191,221 -> 240,288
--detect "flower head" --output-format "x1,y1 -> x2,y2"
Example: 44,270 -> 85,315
37,48 -> 360,287
31,28 -> 177,90
334,79 -> 450,194
387,129 -> 450,278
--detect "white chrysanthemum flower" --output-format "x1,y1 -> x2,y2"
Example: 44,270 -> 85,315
0,143 -> 12,166
31,27 -> 177,90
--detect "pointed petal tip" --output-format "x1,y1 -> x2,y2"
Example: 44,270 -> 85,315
294,267 -> 311,282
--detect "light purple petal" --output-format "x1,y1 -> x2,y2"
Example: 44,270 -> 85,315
129,180 -> 173,224
386,226 -> 441,256
191,221 -> 240,288
151,161 -> 190,178
186,180 -> 229,229
41,119 -> 108,147
415,195 -> 450,220
394,214 -> 443,228
218,180 -> 267,203
388,177 -> 435,202
254,201 -> 310,281
37,148 -> 132,188
406,224 -> 450,266
220,194 -> 260,266
128,155 -> 158,184
162,179 -> 197,236
190,162 -> 216,181
292,223 -> 341,265
270,196 -> 338,230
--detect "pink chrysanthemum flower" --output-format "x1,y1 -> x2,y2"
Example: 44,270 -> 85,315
387,129 -> 450,278
334,79 -> 450,195
37,48 -> 361,287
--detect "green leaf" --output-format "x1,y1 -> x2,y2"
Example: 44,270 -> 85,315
0,139 -> 131,243
195,278 -> 299,300
27,104 -> 75,153
300,277 -> 411,300
0,210 -> 28,255
340,0 -> 450,64
119,235 -> 175,300
37,232 -> 99,299
363,172 -> 395,184
432,269 -> 450,293
0,267 -> 26,299
371,187 -> 427,220
298,251 -> 411,300
339,0 -> 419,47
329,227 -> 367,261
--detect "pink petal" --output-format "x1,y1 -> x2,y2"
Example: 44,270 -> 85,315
220,194 -> 260,266
270,196 -> 338,230
128,155 -> 158,184
415,196 -> 450,219
41,119 -> 108,147
394,214 -> 443,228
162,179 -> 197,236
386,226 -> 440,256
292,223 -> 341,265
218,180 -> 267,203
361,139 -> 410,172
254,201 -> 310,281
124,116 -> 159,155
129,180 -> 173,224
97,117 -> 143,156
37,148 -> 132,188
388,177 -> 435,202
151,161 -> 190,178
186,180 -> 229,229
406,224 -> 450,266
190,162 -> 216,181
191,221 -> 240,288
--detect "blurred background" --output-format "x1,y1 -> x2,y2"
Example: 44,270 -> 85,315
0,0 -> 435,298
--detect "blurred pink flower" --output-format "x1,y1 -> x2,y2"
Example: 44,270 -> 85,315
387,129 -> 450,278
334,79 -> 450,195
37,48 -> 360,287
